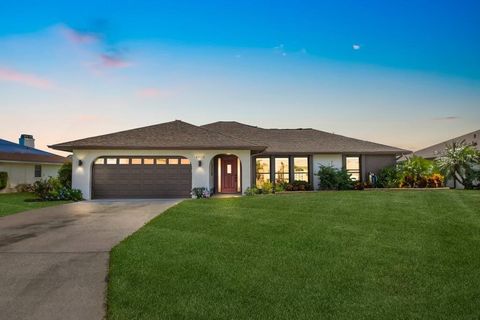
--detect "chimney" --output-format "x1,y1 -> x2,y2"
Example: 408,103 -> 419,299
19,134 -> 35,148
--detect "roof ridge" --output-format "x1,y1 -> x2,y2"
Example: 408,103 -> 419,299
197,122 -> 265,147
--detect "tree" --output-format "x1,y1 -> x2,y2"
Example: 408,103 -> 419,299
436,141 -> 480,189
58,162 -> 72,188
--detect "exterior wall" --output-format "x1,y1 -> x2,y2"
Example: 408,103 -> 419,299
72,149 -> 251,200
363,154 -> 397,180
0,162 -> 61,193
312,154 -> 343,190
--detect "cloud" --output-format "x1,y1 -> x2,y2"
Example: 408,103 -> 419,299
0,67 -> 54,89
61,25 -> 100,44
433,116 -> 460,121
352,44 -> 361,50
136,87 -> 174,98
100,53 -> 131,68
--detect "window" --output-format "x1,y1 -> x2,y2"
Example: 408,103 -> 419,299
168,158 -> 179,165
156,158 -> 167,165
143,158 -> 154,165
275,158 -> 289,183
106,158 -> 117,165
131,158 -> 142,165
34,165 -> 41,178
255,158 -> 270,187
345,156 -> 360,181
118,158 -> 129,165
180,158 -> 191,165
294,157 -> 309,182
95,158 -> 105,165
227,164 -> 232,174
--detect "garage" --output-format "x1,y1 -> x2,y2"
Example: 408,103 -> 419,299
92,156 -> 192,199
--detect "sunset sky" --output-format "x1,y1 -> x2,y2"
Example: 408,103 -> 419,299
1,0 -> 479,155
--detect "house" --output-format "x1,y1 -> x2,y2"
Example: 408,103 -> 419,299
50,120 -> 409,199
413,129 -> 479,188
413,129 -> 479,160
0,135 -> 66,192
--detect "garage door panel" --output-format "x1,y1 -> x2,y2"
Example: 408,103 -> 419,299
93,157 -> 192,199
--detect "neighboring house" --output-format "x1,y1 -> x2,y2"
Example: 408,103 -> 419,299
50,120 -> 409,199
413,129 -> 480,189
0,135 -> 66,193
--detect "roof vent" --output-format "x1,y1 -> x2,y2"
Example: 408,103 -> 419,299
19,134 -> 35,148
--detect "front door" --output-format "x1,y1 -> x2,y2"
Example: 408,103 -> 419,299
221,156 -> 238,193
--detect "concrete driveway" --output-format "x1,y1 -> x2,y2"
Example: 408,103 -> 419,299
0,199 -> 181,320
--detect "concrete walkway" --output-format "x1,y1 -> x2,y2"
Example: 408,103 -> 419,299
0,199 -> 181,320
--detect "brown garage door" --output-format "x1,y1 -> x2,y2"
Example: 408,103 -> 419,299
92,156 -> 192,199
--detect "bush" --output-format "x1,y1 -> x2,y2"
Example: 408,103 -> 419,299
0,172 -> 7,190
58,162 -> 72,188
317,166 -> 354,190
284,180 -> 312,191
259,181 -> 274,194
398,156 -> 438,188
376,166 -> 400,188
15,183 -> 34,192
33,177 -> 83,201
191,187 -> 210,199
244,187 -> 260,196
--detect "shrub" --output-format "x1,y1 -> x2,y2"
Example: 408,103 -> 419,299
376,166 -> 400,188
191,187 -> 210,199
398,156 -> 437,188
33,177 -> 83,201
284,180 -> 312,191
259,181 -> 274,194
317,166 -> 354,190
244,187 -> 260,196
0,172 -> 7,190
58,162 -> 72,188
15,183 -> 34,192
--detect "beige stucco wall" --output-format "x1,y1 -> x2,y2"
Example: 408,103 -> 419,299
0,162 -> 61,193
72,149 -> 251,200
312,154 -> 343,190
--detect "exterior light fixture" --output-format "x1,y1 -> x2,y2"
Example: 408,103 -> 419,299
194,155 -> 205,167
78,160 -> 83,167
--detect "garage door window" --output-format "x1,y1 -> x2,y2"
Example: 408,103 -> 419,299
144,158 -> 154,165
95,158 -> 105,165
181,158 -> 191,165
169,158 -> 179,165
156,158 -> 167,165
106,158 -> 117,165
119,158 -> 129,165
131,158 -> 142,165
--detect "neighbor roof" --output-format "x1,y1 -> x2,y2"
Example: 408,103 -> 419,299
202,121 -> 410,154
0,139 -> 66,164
413,129 -> 480,159
50,120 -> 266,152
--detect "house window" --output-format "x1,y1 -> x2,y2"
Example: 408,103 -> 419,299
345,156 -> 360,181
34,165 -> 42,178
275,158 -> 289,183
255,158 -> 270,187
293,157 -> 309,182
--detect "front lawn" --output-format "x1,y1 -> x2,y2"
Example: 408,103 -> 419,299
108,191 -> 480,319
0,192 -> 71,217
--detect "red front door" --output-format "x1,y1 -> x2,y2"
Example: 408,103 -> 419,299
221,156 -> 238,193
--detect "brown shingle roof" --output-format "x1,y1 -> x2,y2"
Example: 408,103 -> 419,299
50,120 -> 265,152
413,129 -> 480,159
202,121 -> 410,154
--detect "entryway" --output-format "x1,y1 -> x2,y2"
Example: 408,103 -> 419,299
213,154 -> 242,194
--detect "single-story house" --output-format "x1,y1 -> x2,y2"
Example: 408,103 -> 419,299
412,129 -> 479,188
50,120 -> 410,199
0,135 -> 66,193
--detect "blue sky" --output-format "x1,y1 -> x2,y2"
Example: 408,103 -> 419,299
1,0 -> 479,154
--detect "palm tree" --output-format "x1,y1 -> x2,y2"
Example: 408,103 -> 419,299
436,140 -> 480,189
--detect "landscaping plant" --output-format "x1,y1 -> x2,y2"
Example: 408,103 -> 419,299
0,172 -> 7,190
317,165 -> 354,190
58,162 -> 72,188
436,141 -> 480,189
33,177 -> 83,201
191,187 -> 210,198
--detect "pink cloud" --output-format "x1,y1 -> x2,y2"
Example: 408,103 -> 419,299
61,26 -> 99,44
0,67 -> 54,89
136,87 -> 175,98
100,54 -> 131,68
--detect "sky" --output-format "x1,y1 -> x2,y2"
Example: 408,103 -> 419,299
1,0 -> 479,155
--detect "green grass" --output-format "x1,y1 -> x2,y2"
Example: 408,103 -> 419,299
0,192 -> 71,217
108,191 -> 480,320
